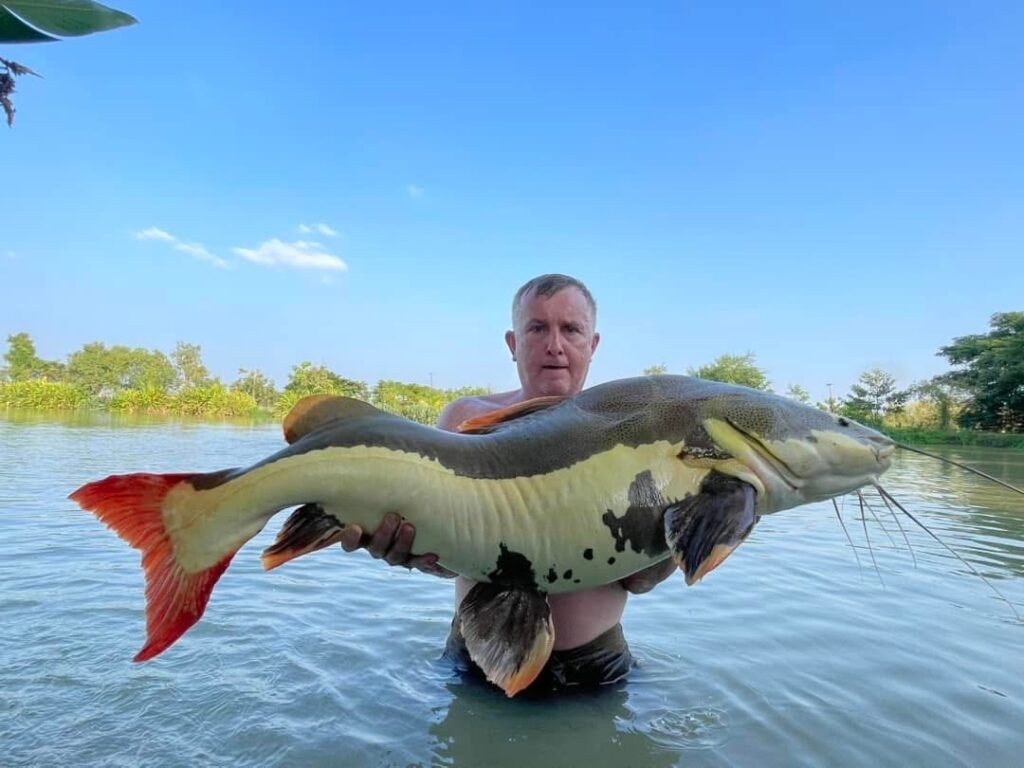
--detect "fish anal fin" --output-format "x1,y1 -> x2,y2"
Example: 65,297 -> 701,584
456,395 -> 568,434
664,473 -> 758,586
458,583 -> 554,697
283,395 -> 384,444
261,503 -> 347,571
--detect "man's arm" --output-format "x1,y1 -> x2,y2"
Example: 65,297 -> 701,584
436,396 -> 483,432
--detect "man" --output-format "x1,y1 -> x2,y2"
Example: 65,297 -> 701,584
339,274 -> 676,691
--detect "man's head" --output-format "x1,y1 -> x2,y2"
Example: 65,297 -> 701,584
506,274 -> 600,398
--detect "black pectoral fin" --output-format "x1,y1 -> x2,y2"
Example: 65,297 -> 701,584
664,474 -> 758,586
457,583 -> 554,697
261,503 -> 346,571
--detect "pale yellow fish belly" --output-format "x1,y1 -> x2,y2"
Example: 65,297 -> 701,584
163,440 -> 707,589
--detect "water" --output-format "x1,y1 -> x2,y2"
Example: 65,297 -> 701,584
2,413 -> 1023,767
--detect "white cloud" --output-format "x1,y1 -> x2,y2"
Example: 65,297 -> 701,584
174,242 -> 228,269
134,227 -> 228,268
3,250 -> 17,259
135,227 -> 175,242
298,222 -> 339,237
406,184 -> 424,199
232,238 -> 347,271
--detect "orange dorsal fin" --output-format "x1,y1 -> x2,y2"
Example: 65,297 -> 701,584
456,395 -> 568,434
283,395 -> 384,444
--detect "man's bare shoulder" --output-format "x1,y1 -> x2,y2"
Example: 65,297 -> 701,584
437,390 -> 523,431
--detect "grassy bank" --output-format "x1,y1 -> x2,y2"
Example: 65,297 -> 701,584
0,380 -> 457,426
0,380 -> 264,419
876,425 -> 1024,450
5,380 -> 1024,448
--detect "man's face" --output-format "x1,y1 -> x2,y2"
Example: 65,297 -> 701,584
505,287 -> 600,398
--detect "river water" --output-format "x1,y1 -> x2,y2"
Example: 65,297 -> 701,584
2,412 -> 1023,767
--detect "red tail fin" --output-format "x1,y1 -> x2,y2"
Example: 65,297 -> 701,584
70,473 -> 238,661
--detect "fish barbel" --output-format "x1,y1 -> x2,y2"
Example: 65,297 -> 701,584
71,375 -> 897,695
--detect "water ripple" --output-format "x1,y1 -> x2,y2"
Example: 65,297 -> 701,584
3,419 -> 1024,766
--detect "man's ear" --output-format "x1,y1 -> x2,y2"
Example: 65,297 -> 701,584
505,330 -> 517,360
590,331 -> 601,355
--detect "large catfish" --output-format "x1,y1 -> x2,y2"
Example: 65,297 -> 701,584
71,375 -> 896,695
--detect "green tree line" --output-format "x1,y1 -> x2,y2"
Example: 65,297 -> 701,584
4,312 -> 1021,438
644,312 -> 1024,441
0,333 -> 489,424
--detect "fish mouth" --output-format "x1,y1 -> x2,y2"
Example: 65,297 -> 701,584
875,443 -> 896,465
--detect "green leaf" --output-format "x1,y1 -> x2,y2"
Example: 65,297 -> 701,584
0,7 -> 60,41
0,1 -> 136,43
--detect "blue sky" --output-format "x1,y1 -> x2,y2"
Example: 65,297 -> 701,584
2,1 -> 1022,402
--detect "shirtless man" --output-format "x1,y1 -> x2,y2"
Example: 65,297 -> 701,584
340,274 -> 676,691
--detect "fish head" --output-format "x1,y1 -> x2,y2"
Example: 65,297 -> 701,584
676,384 -> 895,514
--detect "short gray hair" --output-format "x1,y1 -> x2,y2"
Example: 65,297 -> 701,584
511,273 -> 597,327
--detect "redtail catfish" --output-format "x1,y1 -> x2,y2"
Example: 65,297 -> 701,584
73,375 -> 1018,696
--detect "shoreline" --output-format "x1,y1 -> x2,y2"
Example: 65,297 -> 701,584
4,407 -> 1023,450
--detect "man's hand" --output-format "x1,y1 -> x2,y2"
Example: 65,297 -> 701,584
620,558 -> 678,594
339,513 -> 456,578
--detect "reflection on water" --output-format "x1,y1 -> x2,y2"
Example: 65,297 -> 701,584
879,449 -> 1024,580
430,682 -> 664,767
428,676 -> 729,767
2,415 -> 1023,767
894,445 -> 1024,514
1,407 -> 275,429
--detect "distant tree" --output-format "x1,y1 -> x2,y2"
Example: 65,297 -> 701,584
688,353 -> 771,391
841,368 -> 907,423
284,361 -> 368,400
67,342 -> 175,396
643,364 -> 668,376
60,341 -> 100,391
372,380 -> 449,424
815,384 -> 842,414
4,332 -> 39,380
232,368 -> 278,408
938,312 -> 1024,432
373,380 -> 444,412
172,342 -> 212,391
445,385 -> 492,400
130,348 -> 176,390
1,0 -> 137,127
371,380 -> 491,425
785,384 -> 811,404
910,378 -> 968,431
3,332 -> 64,381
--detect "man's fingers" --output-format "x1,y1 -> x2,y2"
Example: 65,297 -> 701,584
339,525 -> 365,552
384,522 -> 415,566
367,513 -> 401,558
338,514 -> 427,572
409,554 -> 457,578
